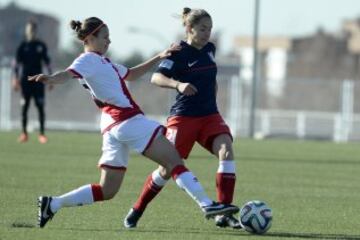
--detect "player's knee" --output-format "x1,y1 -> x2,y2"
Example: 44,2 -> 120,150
102,190 -> 117,200
167,154 -> 185,171
158,166 -> 171,179
35,98 -> 45,108
218,143 -> 233,160
101,186 -> 119,200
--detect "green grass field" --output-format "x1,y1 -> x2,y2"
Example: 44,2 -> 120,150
0,131 -> 360,240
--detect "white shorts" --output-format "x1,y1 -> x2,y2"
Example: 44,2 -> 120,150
98,114 -> 164,170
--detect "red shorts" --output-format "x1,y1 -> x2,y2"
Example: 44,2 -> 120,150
165,113 -> 232,159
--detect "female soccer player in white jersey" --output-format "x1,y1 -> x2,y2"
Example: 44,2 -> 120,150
29,17 -> 238,228
124,8 -> 241,229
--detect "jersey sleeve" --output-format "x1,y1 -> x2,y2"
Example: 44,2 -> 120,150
155,54 -> 179,78
114,63 -> 130,80
67,53 -> 96,79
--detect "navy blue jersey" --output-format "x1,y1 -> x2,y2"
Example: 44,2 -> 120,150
16,40 -> 50,82
156,41 -> 218,117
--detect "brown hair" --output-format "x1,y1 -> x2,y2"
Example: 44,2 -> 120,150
70,17 -> 104,41
182,7 -> 211,27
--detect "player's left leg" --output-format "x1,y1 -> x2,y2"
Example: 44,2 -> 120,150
123,115 -> 239,228
38,167 -> 125,228
212,134 -> 236,206
124,116 -> 199,228
38,130 -> 129,228
211,134 -> 241,229
198,114 -> 241,229
142,134 -> 238,218
33,83 -> 47,143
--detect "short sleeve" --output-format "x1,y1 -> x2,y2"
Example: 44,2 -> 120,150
114,63 -> 130,80
155,55 -> 178,78
67,53 -> 96,79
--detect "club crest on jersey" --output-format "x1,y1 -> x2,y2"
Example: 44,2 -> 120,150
208,51 -> 215,62
159,59 -> 174,69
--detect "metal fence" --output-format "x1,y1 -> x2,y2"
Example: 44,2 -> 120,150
1,64 -> 359,142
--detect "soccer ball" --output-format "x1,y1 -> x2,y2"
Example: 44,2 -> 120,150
239,200 -> 272,234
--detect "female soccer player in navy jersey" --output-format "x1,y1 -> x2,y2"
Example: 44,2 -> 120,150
30,17 -> 238,228
125,8 -> 241,229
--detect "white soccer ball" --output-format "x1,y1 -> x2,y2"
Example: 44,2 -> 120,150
239,200 -> 272,234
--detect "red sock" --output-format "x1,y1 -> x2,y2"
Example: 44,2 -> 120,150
91,184 -> 104,202
216,173 -> 236,204
171,165 -> 188,180
133,174 -> 163,212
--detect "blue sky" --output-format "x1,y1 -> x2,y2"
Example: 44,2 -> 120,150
1,0 -> 360,58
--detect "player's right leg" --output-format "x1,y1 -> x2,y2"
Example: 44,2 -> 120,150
124,116 -> 198,228
38,167 -> 125,228
18,88 -> 31,143
38,124 -> 131,227
119,115 -> 238,228
124,165 -> 169,228
142,135 -> 239,219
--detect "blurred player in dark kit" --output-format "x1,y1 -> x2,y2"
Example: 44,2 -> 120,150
13,20 -> 52,143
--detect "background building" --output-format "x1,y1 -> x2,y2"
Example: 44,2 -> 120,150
0,2 -> 59,65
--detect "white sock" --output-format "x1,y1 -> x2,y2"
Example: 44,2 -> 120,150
175,171 -> 213,207
152,169 -> 168,187
217,160 -> 236,173
50,184 -> 94,212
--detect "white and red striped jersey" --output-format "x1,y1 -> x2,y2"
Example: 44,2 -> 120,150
67,52 -> 143,133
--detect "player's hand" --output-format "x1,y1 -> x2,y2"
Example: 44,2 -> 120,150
158,43 -> 181,59
177,82 -> 198,96
28,74 -> 50,83
12,78 -> 20,91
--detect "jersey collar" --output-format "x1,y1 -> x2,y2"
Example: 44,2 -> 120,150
180,40 -> 210,52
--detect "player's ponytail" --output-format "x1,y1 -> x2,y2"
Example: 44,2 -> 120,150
181,8 -> 211,28
182,7 -> 192,26
70,20 -> 82,32
69,17 -> 105,42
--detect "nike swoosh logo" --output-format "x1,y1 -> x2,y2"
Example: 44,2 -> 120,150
188,61 -> 198,67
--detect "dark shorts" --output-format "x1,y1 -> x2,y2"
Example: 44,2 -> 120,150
21,80 -> 45,102
165,113 -> 232,159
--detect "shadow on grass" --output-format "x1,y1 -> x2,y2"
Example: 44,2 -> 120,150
11,222 -> 36,228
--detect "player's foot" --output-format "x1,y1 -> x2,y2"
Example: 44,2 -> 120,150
202,202 -> 239,219
38,196 -> 55,228
215,214 -> 242,229
17,133 -> 28,143
38,135 -> 48,144
123,208 -> 143,228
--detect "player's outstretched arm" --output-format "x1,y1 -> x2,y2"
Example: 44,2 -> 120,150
126,44 -> 181,82
28,70 -> 73,85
